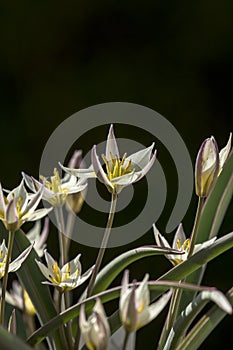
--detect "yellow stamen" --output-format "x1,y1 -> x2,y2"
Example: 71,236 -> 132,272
137,301 -> 145,313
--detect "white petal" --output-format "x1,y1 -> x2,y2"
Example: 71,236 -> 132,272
0,240 -> 7,261
138,289 -> 172,327
219,133 -> 232,171
91,146 -> 114,190
193,237 -> 217,254
172,223 -> 186,249
131,149 -> 157,182
35,260 -> 54,283
61,254 -> 81,275
0,183 -> 6,216
125,143 -> 155,170
59,182 -> 87,195
110,171 -> 138,186
22,172 -> 37,192
77,265 -> 95,286
6,200 -> 19,225
24,184 -> 44,215
26,220 -> 41,242
153,225 -> 171,249
105,124 -> 120,161
24,208 -> 53,222
44,250 -> 57,270
136,274 -> 150,308
9,244 -> 34,273
59,162 -> 96,179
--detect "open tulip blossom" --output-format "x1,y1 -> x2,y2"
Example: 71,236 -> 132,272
153,224 -> 217,266
36,250 -> 94,292
0,180 -> 51,232
23,168 -> 87,207
60,124 -> 157,194
0,240 -> 33,279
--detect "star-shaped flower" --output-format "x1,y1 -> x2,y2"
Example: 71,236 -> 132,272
0,180 -> 51,232
36,250 -> 94,292
60,124 -> 157,194
153,224 -> 216,266
23,168 -> 87,207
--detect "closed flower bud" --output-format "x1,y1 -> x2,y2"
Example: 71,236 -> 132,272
79,298 -> 110,350
195,136 -> 219,197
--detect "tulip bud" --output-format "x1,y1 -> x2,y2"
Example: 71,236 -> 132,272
195,136 -> 219,197
79,299 -> 110,350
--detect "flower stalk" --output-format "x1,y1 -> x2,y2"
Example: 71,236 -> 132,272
0,231 -> 15,326
86,191 -> 117,297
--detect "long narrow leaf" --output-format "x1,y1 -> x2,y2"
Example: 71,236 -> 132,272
27,231 -> 233,346
27,280 -> 210,346
164,290 -> 232,350
0,228 -> 63,350
0,325 -> 34,350
108,231 -> 233,336
91,246 -> 183,295
177,287 -> 233,350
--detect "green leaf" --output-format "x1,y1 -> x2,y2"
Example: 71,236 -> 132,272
90,246 -> 183,295
164,289 -> 232,350
177,287 -> 233,350
0,325 -> 34,350
27,280 -> 210,346
0,228 -> 63,350
27,232 -> 233,346
108,231 -> 233,338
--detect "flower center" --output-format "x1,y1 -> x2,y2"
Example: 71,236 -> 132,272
176,238 -> 191,253
102,152 -> 133,181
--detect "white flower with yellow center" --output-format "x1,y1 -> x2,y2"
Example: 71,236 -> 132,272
23,168 -> 87,207
36,251 -> 94,292
153,224 -> 216,266
60,124 -> 157,194
0,240 -> 33,279
79,298 -> 110,350
119,270 -> 172,333
0,180 -> 51,232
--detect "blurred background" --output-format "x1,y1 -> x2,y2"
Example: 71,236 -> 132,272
0,1 -> 232,348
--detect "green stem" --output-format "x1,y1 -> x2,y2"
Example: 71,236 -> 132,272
58,291 -> 69,350
65,211 -> 75,253
55,206 -> 67,267
56,207 -> 73,347
188,197 -> 205,257
64,292 -> 73,348
122,330 -> 130,350
158,287 -> 182,349
73,192 -> 117,350
0,230 -> 15,326
158,197 -> 205,349
86,192 -> 117,298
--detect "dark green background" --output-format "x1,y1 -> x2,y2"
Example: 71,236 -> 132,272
0,1 -> 232,349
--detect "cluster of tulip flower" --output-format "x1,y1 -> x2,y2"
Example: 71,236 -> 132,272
0,125 -> 232,350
